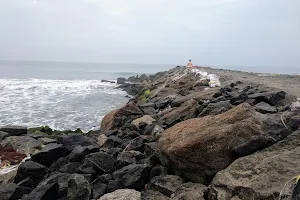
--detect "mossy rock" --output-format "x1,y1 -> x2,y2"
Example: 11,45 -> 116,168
74,128 -> 83,134
32,130 -> 48,135
52,128 -> 84,135
52,129 -> 72,135
28,126 -> 53,134
86,130 -> 100,137
139,89 -> 152,102
144,89 -> 151,97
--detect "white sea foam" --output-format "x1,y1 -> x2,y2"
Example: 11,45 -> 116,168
0,78 -> 128,132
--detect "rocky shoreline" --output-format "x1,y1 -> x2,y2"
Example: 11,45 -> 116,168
0,66 -> 300,200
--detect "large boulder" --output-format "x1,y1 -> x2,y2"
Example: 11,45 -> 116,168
28,126 -> 53,135
49,157 -> 69,172
118,83 -> 144,96
147,175 -> 183,197
151,125 -> 164,139
101,80 -> 116,84
139,102 -> 156,116
102,135 -> 124,148
92,174 -> 112,199
100,110 -> 119,134
0,131 -> 8,140
254,102 -> 277,114
141,190 -> 170,200
128,76 -> 137,82
229,93 -> 249,105
150,165 -> 168,179
172,182 -> 207,200
78,152 -> 115,174
98,134 -> 108,147
31,143 -> 67,167
68,145 -> 99,162
171,89 -> 218,107
248,91 -> 286,106
158,99 -> 198,127
117,123 -> 139,138
67,174 -> 91,200
37,137 -> 56,145
22,173 -> 71,200
99,189 -> 141,200
117,77 -> 126,84
209,130 -> 300,200
155,99 -> 170,110
131,115 -> 156,129
158,103 -> 291,184
0,183 -> 31,200
0,167 -> 17,185
113,164 -> 151,190
198,100 -> 233,117
0,183 -> 18,200
1,136 -> 43,155
92,182 -> 107,199
100,102 -> 143,133
232,134 -> 275,157
57,134 -> 98,152
0,125 -> 27,136
14,161 -> 49,187
116,150 -> 146,168
58,162 -> 81,174
284,110 -> 300,131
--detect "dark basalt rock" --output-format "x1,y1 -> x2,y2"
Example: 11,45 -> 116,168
1,136 -> 43,155
147,175 -> 183,197
59,162 -> 82,174
233,135 -> 276,157
0,183 -> 31,200
113,164 -> 151,190
117,77 -> 126,84
92,182 -> 107,199
102,135 -> 124,148
22,173 -> 71,200
14,161 -> 49,187
248,91 -> 286,106
78,152 -> 116,175
141,190 -> 170,200
0,131 -> 9,140
31,143 -> 67,167
101,80 -> 116,84
155,100 -> 169,109
198,100 -> 233,117
116,150 -> 146,169
230,93 -> 249,105
0,125 -> 27,136
150,165 -> 168,179
69,145 -> 99,162
254,102 -> 277,114
57,134 -> 98,152
67,174 -> 91,200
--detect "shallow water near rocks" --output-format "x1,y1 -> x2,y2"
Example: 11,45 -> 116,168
0,61 -> 173,131
0,78 -> 128,132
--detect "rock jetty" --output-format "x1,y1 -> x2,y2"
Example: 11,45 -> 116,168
0,66 -> 300,200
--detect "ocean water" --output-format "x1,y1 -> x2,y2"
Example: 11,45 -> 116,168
0,60 -> 298,131
0,61 -> 172,131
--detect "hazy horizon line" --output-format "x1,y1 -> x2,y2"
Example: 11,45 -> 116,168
0,59 -> 297,69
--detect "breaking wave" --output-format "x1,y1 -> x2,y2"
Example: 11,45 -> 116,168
0,78 -> 128,132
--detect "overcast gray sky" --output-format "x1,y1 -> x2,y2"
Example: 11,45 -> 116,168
0,0 -> 299,67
